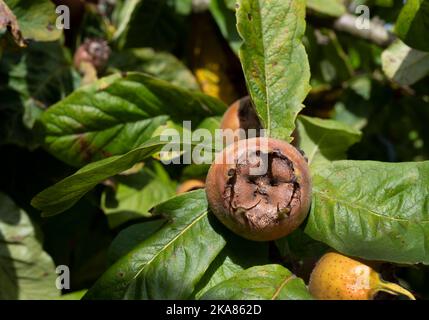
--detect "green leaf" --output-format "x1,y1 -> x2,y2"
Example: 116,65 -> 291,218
0,192 -> 60,299
84,190 -> 227,299
42,72 -> 226,167
236,0 -> 310,141
395,0 -> 429,52
112,0 -> 184,50
102,162 -> 176,228
4,0 -> 61,42
200,265 -> 313,300
31,137 -> 182,217
305,160 -> 429,264
58,290 -> 88,300
193,233 -> 269,299
381,40 -> 429,86
296,115 -> 362,169
109,48 -> 199,90
107,219 -> 167,264
210,0 -> 242,54
307,0 -> 346,17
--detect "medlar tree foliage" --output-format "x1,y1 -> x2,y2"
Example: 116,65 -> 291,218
0,0 -> 428,300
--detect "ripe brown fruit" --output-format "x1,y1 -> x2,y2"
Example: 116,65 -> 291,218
73,38 -> 111,74
220,96 -> 262,133
309,252 -> 415,300
206,137 -> 311,241
176,179 -> 205,194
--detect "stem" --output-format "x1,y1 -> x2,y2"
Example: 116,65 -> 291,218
376,279 -> 416,300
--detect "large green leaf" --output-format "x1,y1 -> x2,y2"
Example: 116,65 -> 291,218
395,0 -> 429,52
305,160 -> 429,264
4,0 -> 61,43
31,137 -> 184,217
0,192 -> 60,300
236,0 -> 310,141
102,162 -> 176,228
108,48 -> 199,90
296,115 -> 362,169
42,72 -> 226,167
193,234 -> 269,299
306,0 -> 346,17
107,219 -> 167,264
200,265 -> 313,300
382,40 -> 429,86
84,190 -> 227,300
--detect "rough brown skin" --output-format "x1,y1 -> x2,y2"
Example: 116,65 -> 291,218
220,96 -> 262,133
206,137 -> 311,241
309,252 -> 416,300
176,179 -> 205,194
73,38 -> 111,74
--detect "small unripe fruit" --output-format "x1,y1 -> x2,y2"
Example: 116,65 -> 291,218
176,179 -> 205,194
309,252 -> 415,300
206,137 -> 311,241
220,96 -> 262,133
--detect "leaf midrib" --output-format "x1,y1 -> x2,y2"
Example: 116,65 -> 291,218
130,210 -> 209,282
314,188 -> 429,223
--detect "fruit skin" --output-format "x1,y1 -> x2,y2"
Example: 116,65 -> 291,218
176,179 -> 205,194
206,137 -> 311,241
220,96 -> 261,133
309,252 -> 416,300
73,38 -> 111,74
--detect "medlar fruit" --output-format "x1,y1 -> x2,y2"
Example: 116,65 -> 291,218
220,96 -> 262,133
73,38 -> 111,74
309,252 -> 415,300
206,137 -> 311,241
176,179 -> 205,194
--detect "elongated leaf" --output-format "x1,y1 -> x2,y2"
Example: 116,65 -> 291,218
107,219 -> 167,264
4,0 -> 61,42
307,0 -> 346,17
193,233 -> 269,299
31,137 -> 182,217
84,190 -> 227,300
382,40 -> 429,86
102,162 -> 176,228
236,0 -> 310,141
0,192 -> 60,300
42,72 -> 226,167
395,0 -> 429,52
109,48 -> 199,90
200,265 -> 313,300
305,160 -> 429,264
296,115 -> 361,169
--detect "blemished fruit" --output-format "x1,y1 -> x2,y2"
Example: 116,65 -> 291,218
309,252 -> 416,300
176,179 -> 205,194
206,137 -> 311,241
220,96 -> 262,133
73,38 -> 111,74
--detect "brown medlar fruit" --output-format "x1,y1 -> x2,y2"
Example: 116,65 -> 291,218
73,38 -> 111,74
206,137 -> 311,241
176,179 -> 205,194
220,96 -> 262,133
